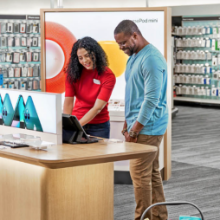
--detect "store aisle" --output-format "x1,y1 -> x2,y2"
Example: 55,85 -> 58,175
114,105 -> 220,220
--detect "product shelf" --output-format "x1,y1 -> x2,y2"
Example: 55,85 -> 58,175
174,96 -> 220,104
0,61 -> 41,65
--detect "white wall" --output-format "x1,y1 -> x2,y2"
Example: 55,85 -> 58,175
0,0 -> 146,15
171,4 -> 220,16
149,0 -> 220,7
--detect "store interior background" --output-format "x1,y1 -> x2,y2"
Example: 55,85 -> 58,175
0,0 -> 220,219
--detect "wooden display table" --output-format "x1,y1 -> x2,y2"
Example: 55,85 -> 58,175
0,141 -> 157,220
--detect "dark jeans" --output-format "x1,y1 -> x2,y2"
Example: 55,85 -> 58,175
83,121 -> 110,139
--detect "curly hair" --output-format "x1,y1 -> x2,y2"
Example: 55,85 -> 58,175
65,37 -> 109,83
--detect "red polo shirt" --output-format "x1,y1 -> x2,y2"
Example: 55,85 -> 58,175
65,67 -> 116,124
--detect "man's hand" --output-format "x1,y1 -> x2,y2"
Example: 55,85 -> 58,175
124,131 -> 137,143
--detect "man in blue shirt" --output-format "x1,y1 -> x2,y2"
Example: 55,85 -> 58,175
114,20 -> 169,220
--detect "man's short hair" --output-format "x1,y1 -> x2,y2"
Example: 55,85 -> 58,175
114,20 -> 142,36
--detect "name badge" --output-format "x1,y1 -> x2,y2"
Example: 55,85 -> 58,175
93,79 -> 101,85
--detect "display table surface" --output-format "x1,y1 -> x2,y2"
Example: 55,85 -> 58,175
0,141 -> 157,168
0,141 -> 157,220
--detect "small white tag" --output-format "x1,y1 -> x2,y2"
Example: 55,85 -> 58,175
93,79 -> 100,85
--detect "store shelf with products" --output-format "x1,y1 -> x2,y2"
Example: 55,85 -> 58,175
0,14 -> 41,91
173,15 -> 220,104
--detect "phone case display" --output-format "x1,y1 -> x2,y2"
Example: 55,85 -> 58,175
0,15 -> 41,91
173,16 -> 220,101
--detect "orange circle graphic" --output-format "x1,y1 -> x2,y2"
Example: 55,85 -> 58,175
45,22 -> 77,93
99,41 -> 128,77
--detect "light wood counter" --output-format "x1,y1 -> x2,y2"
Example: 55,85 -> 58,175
0,141 -> 157,220
0,141 -> 157,168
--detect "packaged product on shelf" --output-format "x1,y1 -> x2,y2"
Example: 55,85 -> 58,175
182,51 -> 187,60
188,26 -> 192,35
12,52 -> 20,64
1,36 -> 7,47
187,38 -> 192,47
175,64 -> 180,73
14,22 -> 19,33
0,22 -> 6,34
217,54 -> 220,65
213,71 -> 218,79
38,36 -> 41,47
201,86 -> 206,96
20,79 -> 27,90
212,55 -> 218,66
7,36 -> 14,47
6,22 -> 13,33
20,52 -> 25,62
189,86 -> 194,95
179,74 -> 184,83
33,23 -> 39,33
15,36 -> 20,47
206,86 -> 211,97
205,38 -> 211,48
8,66 -> 14,77
26,52 -> 32,62
33,78 -> 40,90
20,22 -> 26,33
14,79 -> 20,89
176,85 -> 182,95
21,37 -> 27,47
192,26 -> 197,35
206,26 -> 211,34
8,80 -> 15,89
38,52 -> 41,61
6,53 -> 12,62
27,23 -> 33,33
204,75 -> 210,84
32,37 -> 38,47
3,80 -> 8,88
212,26 -> 218,37
2,66 -> 7,77
33,65 -> 39,76
28,66 -> 33,77
206,51 -> 212,60
182,38 -> 187,47
0,53 -> 5,62
201,26 -> 206,34
212,85 -> 218,96
211,39 -> 216,51
27,79 -> 33,90
201,64 -> 206,74
33,52 -> 39,62
21,65 -> 28,77
201,38 -> 206,47
206,65 -> 212,73
14,67 -> 21,77
27,36 -> 32,47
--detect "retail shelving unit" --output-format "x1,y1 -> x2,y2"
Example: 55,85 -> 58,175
0,15 -> 41,91
173,15 -> 220,105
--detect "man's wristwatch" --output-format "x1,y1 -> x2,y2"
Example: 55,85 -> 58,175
128,130 -> 139,138
121,128 -> 128,136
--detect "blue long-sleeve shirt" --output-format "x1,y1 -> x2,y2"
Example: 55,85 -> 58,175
125,44 -> 168,135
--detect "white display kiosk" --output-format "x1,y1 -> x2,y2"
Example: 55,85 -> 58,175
40,7 -> 172,180
0,89 -> 62,144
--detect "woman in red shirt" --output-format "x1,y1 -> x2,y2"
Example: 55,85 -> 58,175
63,37 -> 116,138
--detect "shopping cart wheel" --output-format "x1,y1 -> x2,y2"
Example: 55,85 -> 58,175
140,201 -> 204,220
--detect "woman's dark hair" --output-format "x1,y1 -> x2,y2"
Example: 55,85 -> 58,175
65,37 -> 109,83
